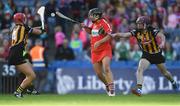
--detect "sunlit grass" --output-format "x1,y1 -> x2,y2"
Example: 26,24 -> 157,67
0,94 -> 179,106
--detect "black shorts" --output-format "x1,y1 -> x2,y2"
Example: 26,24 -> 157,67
141,51 -> 165,64
8,43 -> 26,65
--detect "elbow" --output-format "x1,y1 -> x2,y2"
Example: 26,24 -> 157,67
33,29 -> 44,35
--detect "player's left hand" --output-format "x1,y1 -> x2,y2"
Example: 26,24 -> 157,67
94,41 -> 101,49
41,27 -> 45,33
159,43 -> 165,49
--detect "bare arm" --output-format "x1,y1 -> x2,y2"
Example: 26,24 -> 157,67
80,23 -> 92,34
94,34 -> 112,49
31,27 -> 44,35
99,32 -> 132,45
111,32 -> 132,38
94,32 -> 132,49
99,34 -> 112,43
83,26 -> 92,34
156,32 -> 165,48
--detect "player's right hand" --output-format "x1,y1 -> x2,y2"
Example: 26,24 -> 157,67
80,23 -> 86,28
110,33 -> 116,37
159,42 -> 165,49
94,41 -> 101,49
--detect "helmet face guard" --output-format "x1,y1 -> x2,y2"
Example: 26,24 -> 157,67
88,8 -> 102,22
136,16 -> 150,30
13,13 -> 26,24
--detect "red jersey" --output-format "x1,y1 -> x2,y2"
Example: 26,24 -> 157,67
90,18 -> 112,52
90,18 -> 112,63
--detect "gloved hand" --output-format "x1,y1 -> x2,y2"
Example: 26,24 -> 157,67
41,27 -> 45,32
40,27 -> 46,34
98,27 -> 105,35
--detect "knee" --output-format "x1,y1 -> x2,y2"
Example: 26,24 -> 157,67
103,65 -> 111,73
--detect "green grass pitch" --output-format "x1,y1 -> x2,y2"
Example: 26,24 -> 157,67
0,94 -> 179,106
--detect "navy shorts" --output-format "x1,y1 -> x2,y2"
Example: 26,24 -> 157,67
8,43 -> 26,65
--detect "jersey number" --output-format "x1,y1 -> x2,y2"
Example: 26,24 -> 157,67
2,65 -> 16,76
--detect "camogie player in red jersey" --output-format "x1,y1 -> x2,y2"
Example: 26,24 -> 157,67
81,8 -> 115,96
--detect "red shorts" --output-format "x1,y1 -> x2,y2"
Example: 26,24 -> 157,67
91,49 -> 112,64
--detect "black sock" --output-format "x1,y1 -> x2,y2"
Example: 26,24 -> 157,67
137,84 -> 142,90
171,80 -> 176,84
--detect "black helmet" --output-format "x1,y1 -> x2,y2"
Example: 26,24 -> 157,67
136,16 -> 150,25
88,8 -> 103,20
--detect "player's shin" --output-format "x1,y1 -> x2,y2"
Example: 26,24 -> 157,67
136,69 -> 144,89
164,72 -> 179,90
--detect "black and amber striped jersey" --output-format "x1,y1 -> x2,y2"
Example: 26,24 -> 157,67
11,24 -> 32,47
130,27 -> 160,54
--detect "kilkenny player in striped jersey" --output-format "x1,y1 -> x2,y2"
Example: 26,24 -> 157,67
8,13 -> 44,98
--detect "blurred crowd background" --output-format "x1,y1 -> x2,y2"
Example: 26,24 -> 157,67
0,0 -> 180,94
0,0 -> 180,62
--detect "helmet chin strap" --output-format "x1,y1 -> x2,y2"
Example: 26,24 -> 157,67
138,24 -> 146,32
91,16 -> 100,23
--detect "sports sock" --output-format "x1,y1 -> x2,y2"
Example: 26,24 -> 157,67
108,83 -> 115,92
16,86 -> 24,93
171,80 -> 176,84
136,84 -> 142,90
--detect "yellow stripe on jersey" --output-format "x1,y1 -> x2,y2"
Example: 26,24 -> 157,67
136,30 -> 161,54
138,33 -> 147,51
12,26 -> 20,46
137,32 -> 145,51
145,31 -> 152,53
11,25 -> 27,47
17,26 -> 25,44
14,26 -> 22,44
150,31 -> 159,53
